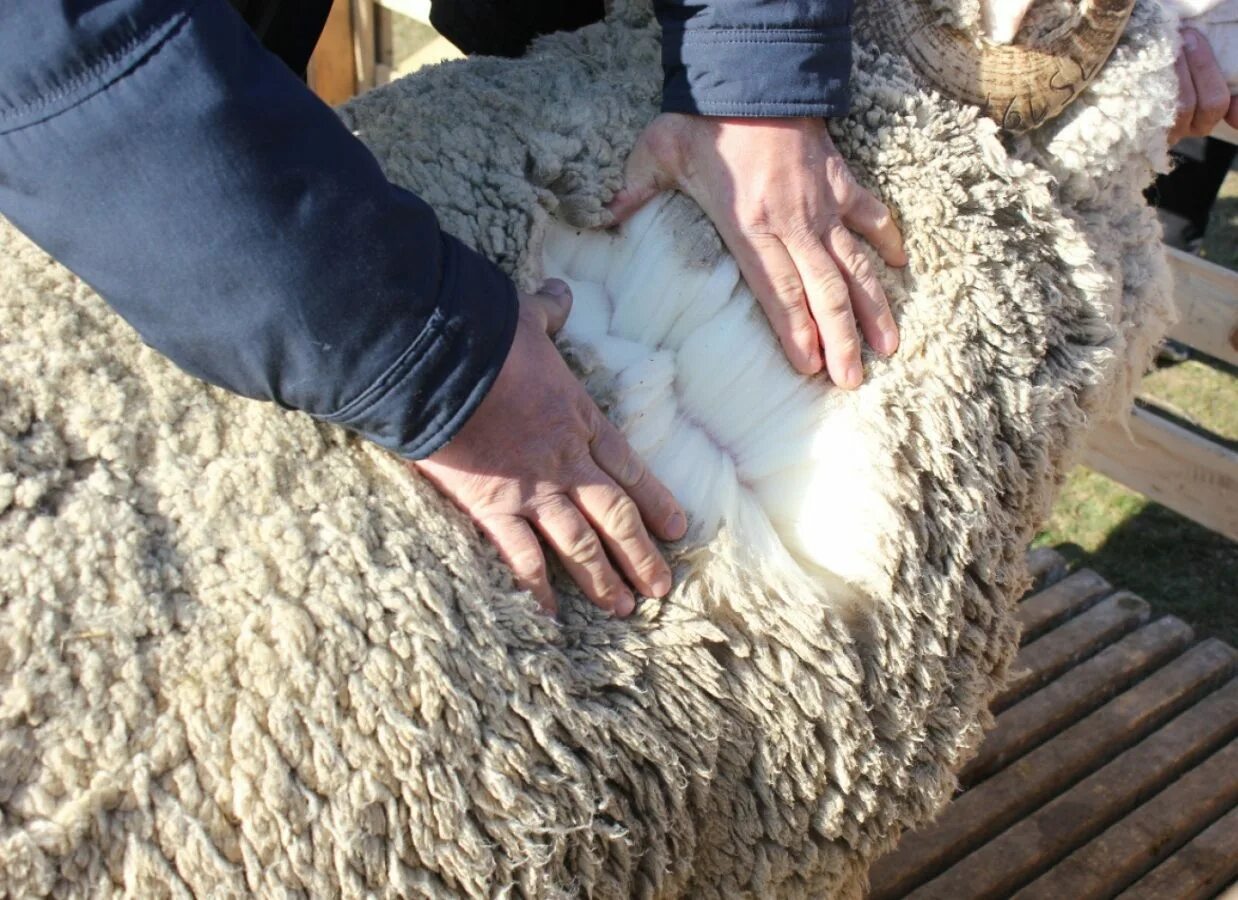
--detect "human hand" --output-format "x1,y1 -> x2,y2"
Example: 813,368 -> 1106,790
609,114 -> 908,389
1170,28 -> 1238,143
411,280 -> 686,617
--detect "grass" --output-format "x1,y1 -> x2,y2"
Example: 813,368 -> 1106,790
1034,164 -> 1237,644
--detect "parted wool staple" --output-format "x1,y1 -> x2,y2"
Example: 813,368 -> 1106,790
0,0 -> 1181,896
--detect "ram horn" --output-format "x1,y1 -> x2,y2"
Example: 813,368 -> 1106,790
862,0 -> 1137,133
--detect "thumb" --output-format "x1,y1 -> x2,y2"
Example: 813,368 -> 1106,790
607,134 -> 672,225
523,278 -> 573,335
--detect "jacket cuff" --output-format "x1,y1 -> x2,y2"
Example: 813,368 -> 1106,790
660,25 -> 852,118
320,234 -> 519,460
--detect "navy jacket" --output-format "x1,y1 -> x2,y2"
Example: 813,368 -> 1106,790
0,0 -> 854,459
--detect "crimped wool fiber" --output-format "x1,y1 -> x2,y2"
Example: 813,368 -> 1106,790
0,0 -> 1182,896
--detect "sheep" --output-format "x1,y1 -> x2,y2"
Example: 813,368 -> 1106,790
0,0 -> 1184,896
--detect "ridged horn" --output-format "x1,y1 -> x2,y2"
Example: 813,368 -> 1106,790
861,0 -> 1136,133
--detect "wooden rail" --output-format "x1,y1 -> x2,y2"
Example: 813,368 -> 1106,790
869,557 -> 1238,899
1165,247 -> 1238,367
1082,129 -> 1238,542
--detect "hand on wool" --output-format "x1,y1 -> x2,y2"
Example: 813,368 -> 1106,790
411,280 -> 687,617
1171,27 -> 1238,142
609,114 -> 907,389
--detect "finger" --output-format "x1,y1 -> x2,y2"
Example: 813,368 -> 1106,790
478,513 -> 555,613
716,221 -> 823,374
607,127 -> 678,224
584,419 -> 682,597
1228,96 -> 1238,129
1171,53 -> 1196,144
843,188 -> 908,268
587,408 -> 685,542
523,279 -> 573,335
1182,29 -> 1230,136
824,224 -> 899,358
782,228 -> 863,389
573,480 -> 672,599
530,494 -> 635,616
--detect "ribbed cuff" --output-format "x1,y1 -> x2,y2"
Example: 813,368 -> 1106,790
320,234 -> 519,460
660,25 -> 852,118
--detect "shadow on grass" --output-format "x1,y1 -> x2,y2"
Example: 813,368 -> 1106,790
1044,503 -> 1237,646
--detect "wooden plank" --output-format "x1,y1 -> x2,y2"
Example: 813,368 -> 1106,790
867,640 -> 1236,900
375,0 -> 432,24
1083,404 -> 1238,543
1165,246 -> 1238,367
1015,569 -> 1111,645
390,34 -> 463,76
308,0 -> 357,106
1015,739 -> 1238,899
350,0 -> 377,92
961,616 -> 1195,787
910,678 -> 1238,899
997,592 -> 1149,712
1024,547 -> 1068,592
1117,804 -> 1238,900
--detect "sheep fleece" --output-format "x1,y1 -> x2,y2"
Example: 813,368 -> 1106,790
0,0 -> 1179,897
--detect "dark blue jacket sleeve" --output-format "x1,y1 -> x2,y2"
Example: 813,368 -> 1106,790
654,0 -> 854,117
0,0 -> 517,460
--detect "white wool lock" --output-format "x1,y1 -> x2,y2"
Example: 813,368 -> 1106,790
543,201 -> 902,608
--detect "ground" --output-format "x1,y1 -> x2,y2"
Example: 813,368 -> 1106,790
1035,162 -> 1237,645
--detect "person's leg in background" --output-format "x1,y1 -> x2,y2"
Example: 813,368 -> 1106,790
1151,137 -> 1238,251
228,0 -> 335,79
429,1 -> 606,58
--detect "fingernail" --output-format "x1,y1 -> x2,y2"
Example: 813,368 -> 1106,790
651,572 -> 672,597
878,328 -> 899,356
614,591 -> 636,617
542,278 -> 570,297
845,363 -> 863,389
1183,28 -> 1199,50
666,512 -> 687,540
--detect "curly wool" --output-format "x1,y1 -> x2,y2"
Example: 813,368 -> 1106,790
0,0 -> 1178,896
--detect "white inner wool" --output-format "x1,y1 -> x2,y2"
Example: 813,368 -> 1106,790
542,200 -> 898,610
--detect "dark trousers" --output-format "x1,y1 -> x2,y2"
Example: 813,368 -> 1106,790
429,0 -> 605,57
231,0 -> 605,77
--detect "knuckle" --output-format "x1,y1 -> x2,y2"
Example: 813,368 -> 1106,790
822,152 -> 854,188
602,494 -> 644,543
554,437 -> 593,473
788,317 -> 820,343
508,548 -> 545,580
821,302 -> 858,329
783,217 -> 821,248
837,248 -> 872,280
767,280 -> 807,313
738,216 -> 779,243
563,528 -> 604,566
606,438 -> 643,488
813,269 -> 851,304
